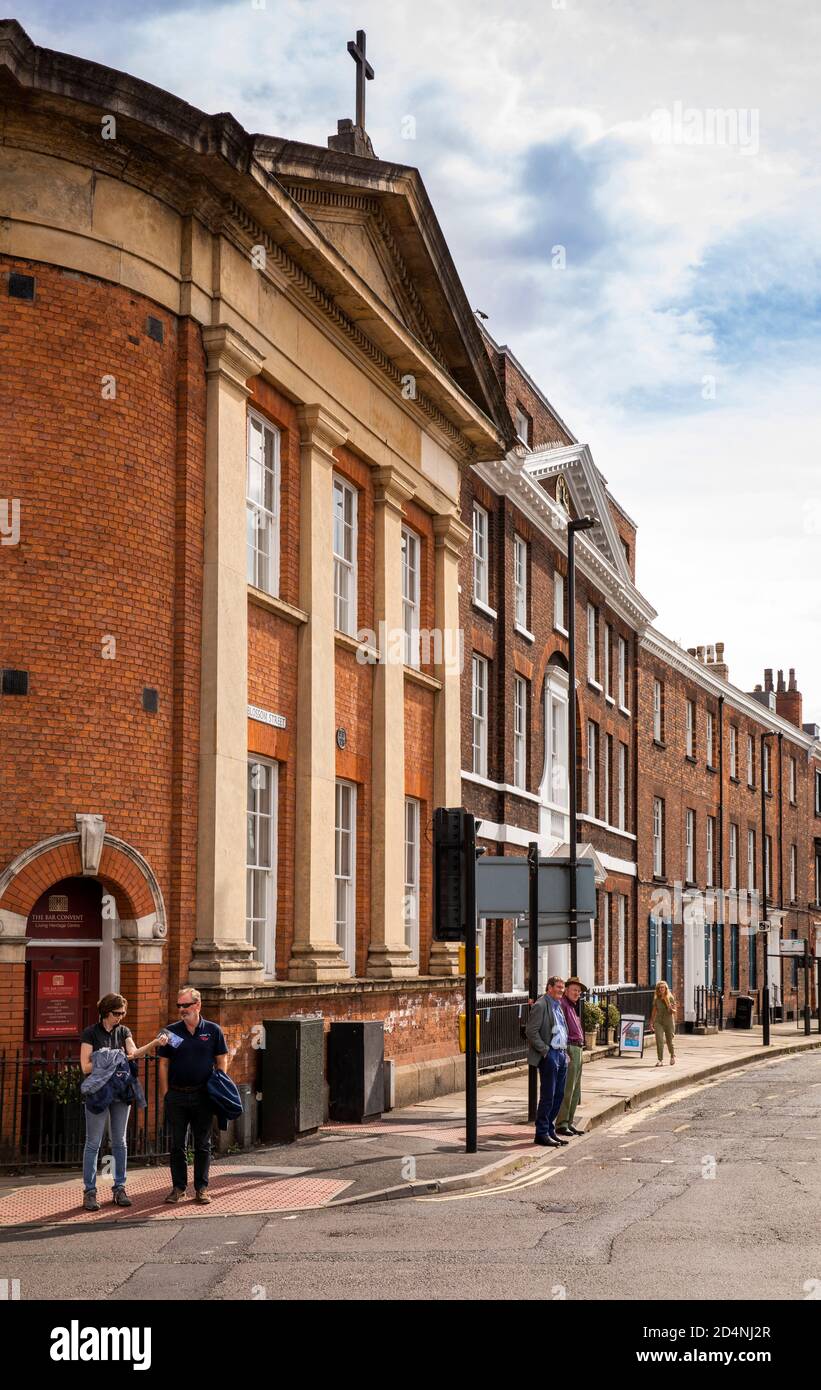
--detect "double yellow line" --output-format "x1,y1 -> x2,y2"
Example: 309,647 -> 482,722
415,1161 -> 566,1203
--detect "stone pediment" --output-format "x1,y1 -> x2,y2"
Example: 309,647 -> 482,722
280,185 -> 448,367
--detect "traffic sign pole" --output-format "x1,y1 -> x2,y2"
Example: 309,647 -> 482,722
464,811 -> 477,1154
527,841 -> 539,1123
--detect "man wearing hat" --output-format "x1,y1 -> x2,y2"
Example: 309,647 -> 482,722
555,976 -> 586,1137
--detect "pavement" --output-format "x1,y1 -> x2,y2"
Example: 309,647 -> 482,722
1,1019 -> 819,1231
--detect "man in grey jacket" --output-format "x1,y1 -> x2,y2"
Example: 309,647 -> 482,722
526,976 -> 570,1148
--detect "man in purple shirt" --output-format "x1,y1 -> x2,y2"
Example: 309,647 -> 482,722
555,976 -> 585,1137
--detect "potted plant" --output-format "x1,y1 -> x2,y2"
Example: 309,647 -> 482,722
581,1000 -> 604,1050
606,1002 -> 621,1044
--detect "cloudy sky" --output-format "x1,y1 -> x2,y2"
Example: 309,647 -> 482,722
12,0 -> 821,721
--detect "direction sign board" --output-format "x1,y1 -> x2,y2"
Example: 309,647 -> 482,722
475,857 -> 596,920
779,938 -> 807,956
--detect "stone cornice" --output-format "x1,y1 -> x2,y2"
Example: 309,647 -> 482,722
473,456 -> 656,633
433,511 -> 471,554
202,324 -> 265,395
373,465 -> 416,512
640,628 -> 819,751
0,20 -> 508,465
297,403 -> 350,458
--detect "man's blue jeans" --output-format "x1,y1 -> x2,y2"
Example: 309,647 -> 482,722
535,1047 -> 568,1138
83,1102 -> 131,1192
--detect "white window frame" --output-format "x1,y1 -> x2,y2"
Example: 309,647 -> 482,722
472,655 -> 488,777
747,735 -> 754,787
553,570 -> 566,633
401,525 -> 420,669
404,797 -> 420,963
618,636 -> 627,708
587,720 -> 597,817
686,700 -> 695,758
653,680 -> 663,741
764,834 -> 772,898
246,756 -> 278,979
685,809 -> 695,883
729,822 -> 738,891
747,829 -> 756,891
544,668 -> 569,815
706,711 -> 714,767
332,473 -> 358,637
601,891 -> 610,986
515,404 -> 531,447
335,780 -> 357,973
246,409 -> 281,597
604,623 -> 612,698
763,741 -> 770,794
514,535 -> 527,630
604,732 -> 612,825
472,504 -> 489,608
617,743 -> 627,830
730,725 -> 738,779
513,675 -> 527,790
790,843 -> 797,902
789,756 -> 796,804
653,797 -> 664,877
706,816 -> 715,888
587,604 -> 597,682
617,894 -> 626,982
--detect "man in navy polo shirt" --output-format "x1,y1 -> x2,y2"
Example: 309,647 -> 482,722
158,985 -> 229,1204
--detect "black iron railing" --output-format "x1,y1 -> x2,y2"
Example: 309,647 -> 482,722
0,1049 -> 170,1169
477,994 -> 529,1073
694,985 -> 724,1030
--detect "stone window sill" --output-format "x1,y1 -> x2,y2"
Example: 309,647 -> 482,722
248,585 -> 308,625
404,665 -> 442,692
473,597 -> 497,621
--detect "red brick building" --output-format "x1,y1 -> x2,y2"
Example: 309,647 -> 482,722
462,332 -> 821,1025
0,21 -> 514,1123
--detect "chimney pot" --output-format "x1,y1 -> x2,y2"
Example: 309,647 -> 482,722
777,669 -> 785,693
764,668 -> 773,692
789,668 -> 797,691
716,642 -> 725,659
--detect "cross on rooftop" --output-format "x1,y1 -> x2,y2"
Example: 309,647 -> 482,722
347,29 -> 374,130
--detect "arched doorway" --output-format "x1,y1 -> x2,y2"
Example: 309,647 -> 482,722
24,877 -> 107,1054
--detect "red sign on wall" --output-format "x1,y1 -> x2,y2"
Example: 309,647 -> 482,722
33,969 -> 82,1039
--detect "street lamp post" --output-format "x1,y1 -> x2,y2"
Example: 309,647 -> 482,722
567,516 -> 595,976
760,731 -> 774,1046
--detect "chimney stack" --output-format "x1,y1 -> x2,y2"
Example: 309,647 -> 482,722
764,668 -> 774,693
776,667 -> 803,729
710,641 -> 729,680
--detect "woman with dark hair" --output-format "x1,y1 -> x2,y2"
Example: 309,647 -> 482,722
79,993 -> 167,1211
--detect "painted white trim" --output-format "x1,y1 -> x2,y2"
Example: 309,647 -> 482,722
640,626 -> 818,749
514,623 -> 535,644
576,812 -> 637,842
594,852 -> 636,878
474,820 -> 560,854
462,770 -> 541,804
472,597 -> 497,621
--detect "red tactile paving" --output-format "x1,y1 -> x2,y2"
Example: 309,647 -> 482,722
0,1166 -> 352,1228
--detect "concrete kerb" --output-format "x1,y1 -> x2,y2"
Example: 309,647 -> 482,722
330,1032 -> 821,1207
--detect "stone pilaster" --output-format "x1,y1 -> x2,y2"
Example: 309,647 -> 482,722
366,467 -> 417,979
191,324 -> 266,989
429,510 -> 471,977
288,405 -> 351,981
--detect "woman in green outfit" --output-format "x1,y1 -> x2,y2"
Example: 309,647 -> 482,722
650,980 -> 676,1066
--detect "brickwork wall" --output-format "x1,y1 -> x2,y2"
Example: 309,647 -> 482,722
0,255 -> 206,1033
